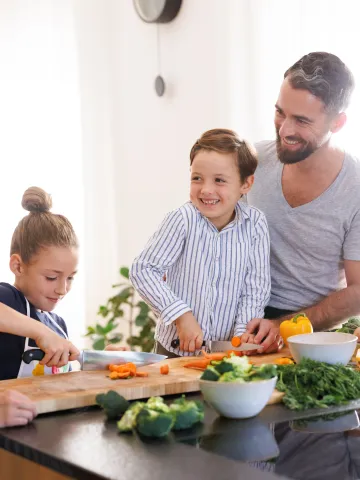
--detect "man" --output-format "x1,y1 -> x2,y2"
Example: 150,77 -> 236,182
243,52 -> 360,353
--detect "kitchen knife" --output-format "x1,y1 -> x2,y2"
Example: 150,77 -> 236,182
170,339 -> 260,352
22,349 -> 167,370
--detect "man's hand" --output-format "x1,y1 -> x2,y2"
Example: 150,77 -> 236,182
0,390 -> 37,428
34,326 -> 80,367
175,312 -> 203,353
241,318 -> 283,354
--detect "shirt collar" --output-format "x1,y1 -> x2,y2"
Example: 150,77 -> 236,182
193,200 -> 250,240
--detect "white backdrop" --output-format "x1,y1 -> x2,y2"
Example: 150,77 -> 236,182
0,0 -> 359,347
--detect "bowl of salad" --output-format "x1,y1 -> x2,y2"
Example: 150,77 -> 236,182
199,355 -> 277,419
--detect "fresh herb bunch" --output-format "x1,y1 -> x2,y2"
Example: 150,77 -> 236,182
276,358 -> 360,411
333,317 -> 360,334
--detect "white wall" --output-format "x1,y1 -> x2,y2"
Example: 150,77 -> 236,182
111,0 -> 254,265
72,0 -> 360,342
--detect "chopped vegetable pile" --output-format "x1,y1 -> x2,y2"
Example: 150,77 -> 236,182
200,355 -> 277,382
96,391 -> 204,438
276,358 -> 360,410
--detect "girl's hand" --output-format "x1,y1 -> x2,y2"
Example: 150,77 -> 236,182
175,312 -> 203,353
0,390 -> 37,428
34,325 -> 80,367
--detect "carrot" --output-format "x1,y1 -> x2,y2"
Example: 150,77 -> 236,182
273,357 -> 294,365
231,336 -> 242,348
183,359 -> 210,370
117,371 -> 131,378
135,371 -> 149,377
160,364 -> 169,375
201,349 -> 227,361
109,371 -> 120,379
108,364 -> 118,372
226,350 -> 243,357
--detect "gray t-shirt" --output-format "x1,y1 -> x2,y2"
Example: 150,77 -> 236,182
247,140 -> 360,311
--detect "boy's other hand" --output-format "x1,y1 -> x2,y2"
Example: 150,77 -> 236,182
175,312 -> 203,353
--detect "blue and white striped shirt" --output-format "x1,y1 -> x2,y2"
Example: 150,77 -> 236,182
130,201 -> 271,356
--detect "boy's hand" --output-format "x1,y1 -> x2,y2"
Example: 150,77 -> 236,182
0,390 -> 37,428
175,312 -> 203,353
241,318 -> 283,354
34,326 -> 80,367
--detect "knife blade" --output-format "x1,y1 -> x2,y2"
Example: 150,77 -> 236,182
170,339 -> 260,352
22,349 -> 167,370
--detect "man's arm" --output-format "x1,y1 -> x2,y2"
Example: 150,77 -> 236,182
243,259 -> 360,352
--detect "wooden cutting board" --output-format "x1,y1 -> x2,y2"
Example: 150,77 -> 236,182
0,349 -> 289,414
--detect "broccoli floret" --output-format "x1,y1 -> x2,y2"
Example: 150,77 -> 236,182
200,365 -> 221,381
226,355 -> 252,372
117,401 -> 145,432
136,407 -> 174,438
146,396 -> 171,414
212,360 -> 234,375
250,364 -> 277,381
219,371 -> 246,383
96,390 -> 130,420
169,395 -> 204,430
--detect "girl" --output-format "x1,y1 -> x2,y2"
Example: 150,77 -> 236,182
0,186 -> 80,380
131,129 -> 271,357
0,303 -> 79,428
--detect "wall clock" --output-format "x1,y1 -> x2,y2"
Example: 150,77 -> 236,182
133,0 -> 182,24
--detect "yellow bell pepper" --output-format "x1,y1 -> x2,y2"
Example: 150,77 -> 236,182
280,313 -> 313,346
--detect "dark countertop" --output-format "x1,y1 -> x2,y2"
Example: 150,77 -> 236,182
2,393 -> 360,480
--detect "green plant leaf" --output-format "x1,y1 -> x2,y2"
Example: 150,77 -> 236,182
120,267 -> 129,279
135,314 -> 147,327
115,287 -> 132,303
98,305 -> 109,317
93,338 -> 106,350
109,335 -> 123,344
102,321 -> 118,334
95,324 -> 106,335
85,326 -> 96,335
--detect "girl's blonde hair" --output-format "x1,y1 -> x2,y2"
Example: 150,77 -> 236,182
10,187 -> 79,263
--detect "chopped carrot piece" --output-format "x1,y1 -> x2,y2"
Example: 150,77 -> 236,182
108,364 -> 118,372
109,371 -> 119,379
201,350 -> 227,361
273,357 -> 294,365
183,359 -> 210,370
231,336 -> 242,348
160,364 -> 169,375
135,371 -> 149,377
117,371 -> 131,378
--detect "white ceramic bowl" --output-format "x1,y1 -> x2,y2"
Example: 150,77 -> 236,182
199,376 -> 277,419
287,332 -> 357,365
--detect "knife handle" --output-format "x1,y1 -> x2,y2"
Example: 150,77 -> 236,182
22,349 -> 45,364
171,339 -> 206,349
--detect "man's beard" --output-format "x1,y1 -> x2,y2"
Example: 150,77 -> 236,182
276,131 -> 317,164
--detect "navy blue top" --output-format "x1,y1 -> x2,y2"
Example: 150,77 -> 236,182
0,282 -> 69,380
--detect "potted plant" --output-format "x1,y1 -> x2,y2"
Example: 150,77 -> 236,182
85,267 -> 156,352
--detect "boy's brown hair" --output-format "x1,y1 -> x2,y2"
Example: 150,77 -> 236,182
10,186 -> 79,263
190,129 -> 258,181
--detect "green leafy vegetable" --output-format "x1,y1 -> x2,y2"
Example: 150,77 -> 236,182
169,395 -> 204,430
96,390 -> 130,420
200,355 -> 277,383
333,317 -> 360,334
276,358 -> 360,410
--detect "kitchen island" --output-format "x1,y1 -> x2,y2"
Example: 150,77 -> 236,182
1,393 -> 360,480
